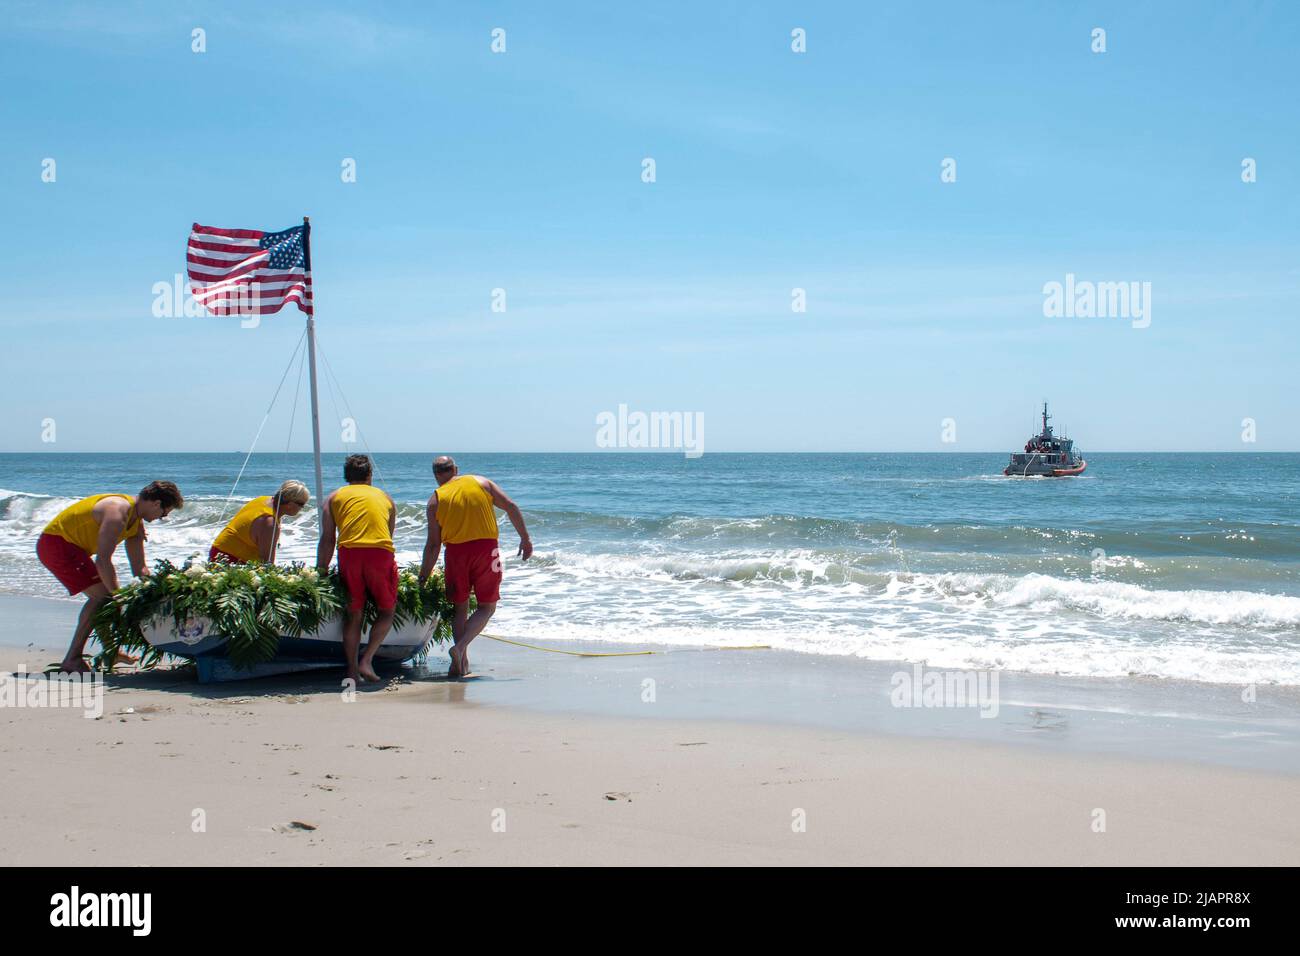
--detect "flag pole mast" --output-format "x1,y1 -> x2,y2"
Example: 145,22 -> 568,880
302,216 -> 325,528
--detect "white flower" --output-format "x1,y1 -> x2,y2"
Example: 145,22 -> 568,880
301,568 -> 318,581
184,565 -> 204,578
248,574 -> 262,588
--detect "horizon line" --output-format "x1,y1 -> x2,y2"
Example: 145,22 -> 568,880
3,450 -> 1297,456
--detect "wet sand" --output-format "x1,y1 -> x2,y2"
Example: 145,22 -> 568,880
2,593 -> 1298,865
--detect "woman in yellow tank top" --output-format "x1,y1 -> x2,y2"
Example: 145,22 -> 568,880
210,480 -> 311,564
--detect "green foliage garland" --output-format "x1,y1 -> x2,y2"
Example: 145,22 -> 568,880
93,559 -> 455,671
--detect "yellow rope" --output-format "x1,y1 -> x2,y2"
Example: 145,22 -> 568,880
481,634 -> 770,657
482,634 -> 654,657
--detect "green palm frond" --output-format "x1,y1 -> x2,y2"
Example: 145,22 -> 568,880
92,560 -> 455,672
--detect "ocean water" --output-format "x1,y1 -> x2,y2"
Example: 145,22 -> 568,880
2,452 -> 1298,686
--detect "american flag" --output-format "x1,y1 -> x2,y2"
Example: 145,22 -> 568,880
187,223 -> 313,316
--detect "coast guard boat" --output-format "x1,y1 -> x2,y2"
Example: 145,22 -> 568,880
1004,403 -> 1087,477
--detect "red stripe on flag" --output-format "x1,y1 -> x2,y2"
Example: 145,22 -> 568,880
191,223 -> 265,240
187,257 -> 275,284
200,296 -> 313,316
186,251 -> 269,271
191,270 -> 306,285
192,285 -> 311,305
187,238 -> 263,255
190,271 -> 306,293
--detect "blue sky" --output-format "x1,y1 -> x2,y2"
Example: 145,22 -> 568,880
1,0 -> 1296,453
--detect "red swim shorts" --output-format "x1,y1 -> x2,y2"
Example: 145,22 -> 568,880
208,547 -> 245,565
444,538 -> 501,604
337,546 -> 398,612
37,533 -> 101,596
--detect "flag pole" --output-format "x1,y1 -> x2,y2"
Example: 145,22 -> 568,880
302,216 -> 325,528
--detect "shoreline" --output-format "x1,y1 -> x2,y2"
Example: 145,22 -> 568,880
3,593 -> 1299,865
3,592 -> 1298,775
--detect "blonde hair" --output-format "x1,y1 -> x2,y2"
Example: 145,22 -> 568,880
275,480 -> 311,508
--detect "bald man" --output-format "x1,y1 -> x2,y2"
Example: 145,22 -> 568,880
419,456 -> 532,678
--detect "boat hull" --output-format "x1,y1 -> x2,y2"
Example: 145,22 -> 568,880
139,614 -> 436,664
1004,457 -> 1087,477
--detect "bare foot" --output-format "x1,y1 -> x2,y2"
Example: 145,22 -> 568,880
345,668 -> 360,686
58,658 -> 90,675
358,661 -> 381,683
113,650 -> 139,666
447,645 -> 466,679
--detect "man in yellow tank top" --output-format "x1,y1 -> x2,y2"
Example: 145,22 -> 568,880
36,481 -> 184,673
210,480 -> 310,564
419,456 -> 533,678
316,455 -> 397,684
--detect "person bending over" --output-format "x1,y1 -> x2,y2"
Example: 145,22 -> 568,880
37,481 -> 184,673
210,480 -> 310,564
420,456 -> 532,678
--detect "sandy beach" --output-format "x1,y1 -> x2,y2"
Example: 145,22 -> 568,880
3,594 -> 1298,867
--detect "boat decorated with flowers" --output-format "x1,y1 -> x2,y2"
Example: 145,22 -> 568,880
94,560 -> 455,683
